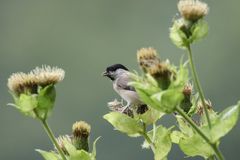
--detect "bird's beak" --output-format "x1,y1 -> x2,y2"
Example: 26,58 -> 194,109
102,71 -> 108,76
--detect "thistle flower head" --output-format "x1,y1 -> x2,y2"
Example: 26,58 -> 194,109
7,65 -> 65,95
178,0 -> 209,21
56,135 -> 72,155
30,65 -> 65,87
72,121 -> 91,138
137,47 -> 160,72
8,72 -> 38,95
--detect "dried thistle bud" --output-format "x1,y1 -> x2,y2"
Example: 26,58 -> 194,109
180,83 -> 193,113
137,47 -> 160,72
56,135 -> 72,155
72,121 -> 91,151
108,99 -> 133,117
183,83 -> 193,96
137,48 -> 172,89
72,121 -> 91,138
178,0 -> 209,22
197,99 -> 212,115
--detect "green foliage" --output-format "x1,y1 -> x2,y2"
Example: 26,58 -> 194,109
145,126 -> 172,160
173,103 -> 240,159
169,20 -> 188,49
37,136 -> 100,160
36,150 -> 59,160
130,62 -> 188,114
189,19 -> 209,43
210,104 -> 240,142
170,18 -> 209,49
37,85 -> 56,120
103,112 -> 143,137
9,84 -> 56,120
179,134 -> 215,158
136,108 -> 164,125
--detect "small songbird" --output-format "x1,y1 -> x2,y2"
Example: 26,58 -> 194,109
102,64 -> 146,113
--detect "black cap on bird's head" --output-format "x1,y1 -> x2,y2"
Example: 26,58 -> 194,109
102,64 -> 129,80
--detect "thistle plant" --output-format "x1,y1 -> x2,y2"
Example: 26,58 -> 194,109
104,0 -> 240,160
7,65 -> 100,160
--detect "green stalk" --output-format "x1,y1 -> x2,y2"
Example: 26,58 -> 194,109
186,45 -> 212,129
142,123 -> 155,152
176,106 -> 224,160
41,120 -> 67,160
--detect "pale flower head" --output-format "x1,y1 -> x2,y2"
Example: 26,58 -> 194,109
30,65 -> 65,86
7,65 -> 65,95
178,0 -> 209,21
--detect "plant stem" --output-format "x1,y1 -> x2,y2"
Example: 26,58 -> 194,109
152,123 -> 156,143
186,45 -> 212,129
41,120 -> 67,160
176,106 -> 224,160
142,123 -> 155,152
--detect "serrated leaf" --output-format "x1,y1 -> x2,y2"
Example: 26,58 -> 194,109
36,149 -> 59,160
189,19 -> 208,43
179,134 -> 214,158
151,89 -> 184,113
210,104 -> 240,142
103,112 -> 143,136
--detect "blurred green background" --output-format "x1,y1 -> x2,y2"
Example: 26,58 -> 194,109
0,0 -> 239,159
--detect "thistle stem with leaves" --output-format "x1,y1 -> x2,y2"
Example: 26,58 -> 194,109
176,106 -> 224,160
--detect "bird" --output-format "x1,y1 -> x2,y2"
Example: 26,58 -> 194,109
102,64 -> 147,113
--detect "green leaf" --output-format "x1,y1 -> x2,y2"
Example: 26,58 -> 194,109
38,85 -> 56,110
91,137 -> 101,158
154,126 -> 172,160
138,108 -> 164,125
170,130 -> 184,144
36,149 -> 59,160
169,63 -> 188,89
176,115 -> 193,136
169,20 -> 188,49
189,19 -> 208,43
134,88 -> 160,112
210,104 -> 240,142
16,94 -> 38,112
36,85 -> 56,119
69,150 -> 92,160
151,89 -> 184,113
143,126 -> 172,160
103,112 -> 143,137
179,134 -> 214,158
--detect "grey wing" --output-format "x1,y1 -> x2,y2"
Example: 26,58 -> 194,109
116,74 -> 136,91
